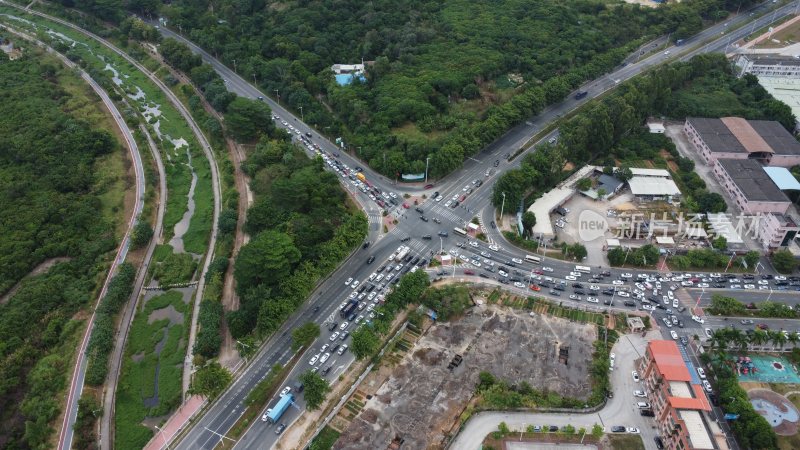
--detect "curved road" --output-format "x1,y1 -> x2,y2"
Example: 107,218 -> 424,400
0,23 -> 147,450
0,3 -> 223,449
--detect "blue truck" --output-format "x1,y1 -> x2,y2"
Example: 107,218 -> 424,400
266,393 -> 294,423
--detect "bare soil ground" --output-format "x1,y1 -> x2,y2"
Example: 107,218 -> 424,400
332,305 -> 597,450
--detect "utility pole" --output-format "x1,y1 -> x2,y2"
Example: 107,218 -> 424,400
299,105 -> 304,122
232,59 -> 237,73
274,89 -> 279,101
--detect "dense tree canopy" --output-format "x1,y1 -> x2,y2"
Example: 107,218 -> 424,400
0,57 -> 119,448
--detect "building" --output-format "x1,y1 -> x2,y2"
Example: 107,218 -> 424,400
331,63 -> 368,86
713,159 -> 793,215
638,341 -> 725,450
734,53 -> 800,78
684,117 -> 800,168
648,120 -> 666,134
757,212 -> 800,249
624,168 -> 682,203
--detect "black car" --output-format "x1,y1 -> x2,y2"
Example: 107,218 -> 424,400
362,241 -> 371,249
479,273 -> 489,278
438,231 -> 449,237
548,426 -> 559,432
654,436 -> 664,449
377,265 -> 386,273
484,266 -> 494,273
328,322 -> 338,331
549,290 -> 560,296
422,235 -> 432,240
415,207 -> 424,214
624,301 -> 635,307
602,290 -> 614,296
490,221 -> 496,229
366,256 -> 375,264
404,254 -> 414,262
400,236 -> 411,242
313,305 -> 321,313
611,426 -> 626,433
321,366 -> 332,376
432,191 -> 439,198
418,259 -> 427,267
762,274 -> 774,280
572,282 -> 584,288
553,284 -> 565,291
574,289 -> 586,295
420,216 -> 429,222
641,409 -> 655,417
494,160 -> 500,167
411,256 -> 420,265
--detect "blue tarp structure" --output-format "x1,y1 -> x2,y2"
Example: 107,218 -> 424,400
335,73 -> 366,86
764,166 -> 800,191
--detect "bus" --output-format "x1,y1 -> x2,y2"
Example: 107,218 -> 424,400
524,255 -> 541,264
453,227 -> 468,237
575,265 -> 592,274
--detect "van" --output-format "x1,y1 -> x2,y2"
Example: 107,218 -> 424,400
293,381 -> 304,393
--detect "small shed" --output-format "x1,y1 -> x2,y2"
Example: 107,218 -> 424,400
647,121 -> 666,134
627,317 -> 646,333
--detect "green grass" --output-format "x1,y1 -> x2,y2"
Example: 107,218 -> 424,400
115,290 -> 188,450
309,426 -> 340,450
0,5 -> 213,254
608,434 -> 646,450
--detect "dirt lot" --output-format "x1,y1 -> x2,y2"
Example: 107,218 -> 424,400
332,305 -> 597,450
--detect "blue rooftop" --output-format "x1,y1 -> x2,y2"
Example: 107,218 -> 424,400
764,166 -> 800,191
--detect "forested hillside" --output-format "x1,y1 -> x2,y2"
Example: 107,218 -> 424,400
61,0 -> 757,178
0,55 -> 121,448
230,137 -> 367,340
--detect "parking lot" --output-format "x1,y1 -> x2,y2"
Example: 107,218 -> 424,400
332,305 -> 597,449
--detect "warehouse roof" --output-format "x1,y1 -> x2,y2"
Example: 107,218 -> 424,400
628,177 -> 681,197
717,159 -> 790,203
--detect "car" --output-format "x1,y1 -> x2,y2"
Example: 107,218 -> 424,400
340,321 -> 350,331
634,390 -> 646,398
330,332 -> 340,341
327,322 -> 338,332
692,315 -> 705,324
654,436 -> 665,449
548,425 -> 559,432
276,423 -> 287,435
366,255 -> 375,264
637,401 -> 651,409
703,380 -> 713,393
632,371 -> 640,382
641,409 -> 655,417
337,344 -> 348,355
611,426 -> 626,433
704,328 -> 713,338
309,354 -> 320,365
740,319 -> 755,325
627,427 -> 640,434
469,241 -> 479,248
664,50 -> 670,55
490,221 -> 496,229
340,331 -> 350,341
261,408 -> 273,422
612,280 -> 624,285
542,266 -> 554,272
345,277 -> 353,285
280,386 -> 291,397
320,352 -> 331,363
670,330 -> 678,340
697,367 -> 706,379
351,280 -> 360,288
565,275 -> 577,281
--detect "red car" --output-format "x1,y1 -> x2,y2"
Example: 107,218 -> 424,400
530,284 -> 541,291
533,269 -> 543,275
464,270 -> 475,275
424,184 -> 434,189
402,203 -> 410,209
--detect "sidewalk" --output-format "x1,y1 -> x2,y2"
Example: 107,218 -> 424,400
143,395 -> 205,450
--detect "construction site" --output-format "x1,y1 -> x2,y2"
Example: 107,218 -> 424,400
329,302 -> 599,450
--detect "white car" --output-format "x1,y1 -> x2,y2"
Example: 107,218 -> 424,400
632,371 -> 640,382
617,291 -> 630,297
280,386 -> 291,397
565,275 -> 577,281
498,270 -> 508,277
542,267 -> 554,272
703,380 -> 713,393
692,315 -> 705,324
309,354 -> 320,365
627,427 -> 640,434
569,294 -> 581,300
698,283 -> 709,288
667,290 -> 674,299
489,244 -> 499,252
330,332 -> 340,341
775,275 -> 787,281
671,330 -> 678,340
469,241 -> 479,248
758,280 -> 769,285
612,280 -> 624,286
345,277 -> 353,286
621,273 -> 632,279
351,280 -> 360,288
587,297 -> 599,303
744,284 -> 755,290
589,285 -> 600,291
633,390 -> 646,398
514,281 -> 525,288
512,258 -> 523,264
672,299 -> 679,308
697,367 -> 706,379
320,352 -> 331,363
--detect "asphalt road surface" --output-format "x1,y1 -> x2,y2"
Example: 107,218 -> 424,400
157,2 -> 800,449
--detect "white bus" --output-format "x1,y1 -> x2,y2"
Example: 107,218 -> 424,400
524,255 -> 541,264
575,265 -> 592,274
453,227 -> 468,237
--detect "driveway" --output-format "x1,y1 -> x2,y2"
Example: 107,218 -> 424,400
450,331 -> 661,450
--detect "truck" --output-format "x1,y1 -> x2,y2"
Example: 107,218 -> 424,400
395,246 -> 410,262
340,300 -> 358,318
356,172 -> 366,182
266,393 -> 294,423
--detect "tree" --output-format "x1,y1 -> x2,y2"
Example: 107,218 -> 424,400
591,424 -> 604,438
189,362 -> 232,399
130,220 -> 153,249
351,327 -> 381,359
743,250 -> 760,269
225,97 -> 274,141
712,236 -> 727,251
234,230 -> 301,294
695,191 -> 727,213
772,248 -> 797,274
521,211 -> 536,236
596,188 -> 607,199
291,322 -> 320,351
299,370 -> 331,410
616,166 -> 633,182
576,178 -> 592,191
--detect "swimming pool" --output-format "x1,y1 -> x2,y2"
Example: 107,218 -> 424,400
735,355 -> 800,384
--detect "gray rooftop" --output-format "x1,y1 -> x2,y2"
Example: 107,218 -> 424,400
742,54 -> 800,67
717,159 -> 790,203
688,117 -> 800,156
688,117 -> 748,154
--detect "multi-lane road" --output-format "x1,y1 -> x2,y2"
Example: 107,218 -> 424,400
153,2 -> 800,449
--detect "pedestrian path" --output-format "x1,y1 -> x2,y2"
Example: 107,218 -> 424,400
429,203 -> 466,225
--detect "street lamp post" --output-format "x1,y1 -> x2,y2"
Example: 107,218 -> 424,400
232,59 -> 237,73
154,425 -> 168,449
500,192 -> 506,220
274,89 -> 279,101
299,105 -> 304,122
425,157 -> 430,184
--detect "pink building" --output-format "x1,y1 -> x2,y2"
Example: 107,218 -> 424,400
757,213 -> 800,249
684,117 -> 800,168
713,159 -> 791,215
